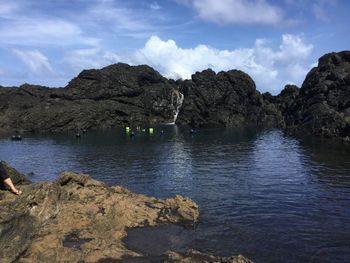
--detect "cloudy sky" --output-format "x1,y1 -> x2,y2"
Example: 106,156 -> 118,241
0,0 -> 349,94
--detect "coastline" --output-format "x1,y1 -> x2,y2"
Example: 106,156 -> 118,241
0,162 -> 252,263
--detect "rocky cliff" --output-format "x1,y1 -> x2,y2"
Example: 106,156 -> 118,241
0,63 -> 183,134
176,51 -> 350,141
0,51 -> 349,140
0,162 -> 252,263
283,51 -> 350,140
176,69 -> 283,127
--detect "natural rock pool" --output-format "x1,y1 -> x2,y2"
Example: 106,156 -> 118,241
1,126 -> 349,262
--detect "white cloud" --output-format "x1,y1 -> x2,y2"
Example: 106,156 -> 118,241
150,2 -> 161,10
0,18 -> 99,46
64,48 -> 120,71
178,0 -> 283,25
132,35 -> 313,94
0,2 -> 18,16
13,49 -> 53,75
87,3 -> 159,39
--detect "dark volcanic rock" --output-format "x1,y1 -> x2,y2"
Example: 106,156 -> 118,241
285,51 -> 350,139
1,51 -> 349,140
176,69 -> 284,127
263,85 -> 300,118
0,64 -> 183,134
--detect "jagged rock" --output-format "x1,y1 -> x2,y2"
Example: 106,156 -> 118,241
285,51 -> 350,138
0,167 -> 254,263
263,85 -> 299,112
176,69 -> 284,128
1,51 -> 349,140
0,171 -> 201,262
0,64 -> 183,134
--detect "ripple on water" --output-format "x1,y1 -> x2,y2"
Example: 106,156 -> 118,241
1,127 -> 350,262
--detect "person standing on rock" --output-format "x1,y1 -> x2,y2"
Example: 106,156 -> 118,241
0,165 -> 22,195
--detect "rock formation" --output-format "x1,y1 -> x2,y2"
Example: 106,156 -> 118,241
0,162 -> 252,263
176,69 -> 283,128
0,63 -> 183,134
262,84 -> 300,120
283,51 -> 350,140
0,51 -> 349,140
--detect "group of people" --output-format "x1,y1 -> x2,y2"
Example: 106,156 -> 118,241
0,165 -> 22,195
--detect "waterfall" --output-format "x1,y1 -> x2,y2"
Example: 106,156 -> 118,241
167,90 -> 184,125
173,92 -> 184,123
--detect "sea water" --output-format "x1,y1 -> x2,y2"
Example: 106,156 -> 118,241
1,126 -> 349,262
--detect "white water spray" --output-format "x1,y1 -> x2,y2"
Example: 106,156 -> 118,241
167,89 -> 184,125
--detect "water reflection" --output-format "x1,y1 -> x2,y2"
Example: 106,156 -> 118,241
0,127 -> 350,262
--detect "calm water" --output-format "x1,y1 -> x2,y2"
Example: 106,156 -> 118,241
1,126 -> 350,262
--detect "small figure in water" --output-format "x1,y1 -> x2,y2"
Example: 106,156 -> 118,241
0,166 -> 22,195
11,135 -> 22,141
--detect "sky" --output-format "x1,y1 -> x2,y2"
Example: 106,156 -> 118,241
0,0 -> 349,94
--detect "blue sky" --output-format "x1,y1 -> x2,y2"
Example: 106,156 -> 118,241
0,0 -> 349,94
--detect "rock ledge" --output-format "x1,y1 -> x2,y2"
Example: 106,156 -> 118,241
0,163 -> 252,263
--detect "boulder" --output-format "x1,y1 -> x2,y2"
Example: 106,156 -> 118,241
176,69 -> 284,128
285,51 -> 350,139
0,165 -> 249,262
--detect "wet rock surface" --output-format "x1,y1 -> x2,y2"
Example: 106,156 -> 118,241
123,225 -> 253,263
0,163 -> 252,262
163,250 -> 253,263
123,224 -> 194,256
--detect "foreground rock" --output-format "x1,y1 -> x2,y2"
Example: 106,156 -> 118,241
0,63 -> 183,134
0,163 -> 252,263
284,51 -> 350,140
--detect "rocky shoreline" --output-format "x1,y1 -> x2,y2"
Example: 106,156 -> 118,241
0,51 -> 349,141
0,162 -> 252,263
